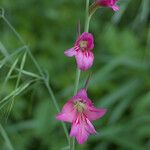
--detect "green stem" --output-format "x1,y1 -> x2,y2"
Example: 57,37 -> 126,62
1,15 -> 70,145
70,0 -> 91,150
84,72 -> 92,90
44,80 -> 70,144
84,0 -> 91,32
74,69 -> 81,95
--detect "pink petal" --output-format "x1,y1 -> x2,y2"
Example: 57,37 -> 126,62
111,5 -> 119,11
85,118 -> 97,134
70,117 -> 80,137
64,47 -> 77,57
70,115 -> 96,144
75,32 -> 94,51
75,51 -> 94,71
56,100 -> 76,123
85,106 -> 107,121
74,89 -> 87,99
110,0 -> 118,5
72,89 -> 92,104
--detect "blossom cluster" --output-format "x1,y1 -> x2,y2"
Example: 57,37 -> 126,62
56,0 -> 119,145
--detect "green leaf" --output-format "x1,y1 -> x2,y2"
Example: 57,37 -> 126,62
0,82 -> 30,105
4,58 -> 19,85
0,123 -> 14,150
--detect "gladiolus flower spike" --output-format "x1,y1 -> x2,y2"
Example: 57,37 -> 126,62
56,89 -> 107,144
64,32 -> 94,71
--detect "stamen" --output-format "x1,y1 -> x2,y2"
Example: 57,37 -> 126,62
80,40 -> 88,49
74,101 -> 86,112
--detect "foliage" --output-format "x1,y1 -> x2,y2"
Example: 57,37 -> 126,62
0,0 -> 150,150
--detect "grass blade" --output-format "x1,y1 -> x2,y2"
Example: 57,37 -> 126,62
4,58 -> 19,85
0,123 -> 14,150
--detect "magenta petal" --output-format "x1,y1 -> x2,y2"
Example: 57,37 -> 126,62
85,106 -> 107,121
56,100 -> 76,123
70,117 -> 96,144
111,5 -> 119,11
72,89 -> 92,104
96,0 -> 119,11
75,32 -> 94,50
75,51 -> 94,71
64,47 -> 77,57
70,118 -> 79,138
74,89 -> 88,99
85,118 -> 97,134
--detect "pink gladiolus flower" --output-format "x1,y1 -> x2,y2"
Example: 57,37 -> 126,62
56,89 -> 107,144
64,32 -> 94,71
96,0 -> 120,11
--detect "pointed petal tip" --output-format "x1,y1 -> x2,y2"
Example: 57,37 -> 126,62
55,113 -> 63,121
56,100 -> 76,123
64,47 -> 76,57
98,108 -> 107,117
85,107 -> 107,121
73,88 -> 88,101
78,66 -> 90,71
77,60 -> 94,71
76,134 -> 88,144
77,139 -> 86,145
112,5 -> 120,11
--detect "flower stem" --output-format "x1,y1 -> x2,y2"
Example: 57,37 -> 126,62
1,15 -> 70,145
84,72 -> 92,90
44,80 -> 70,144
70,0 -> 91,150
84,0 -> 91,32
74,69 -> 81,95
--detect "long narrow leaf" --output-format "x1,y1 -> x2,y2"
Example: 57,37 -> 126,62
0,82 -> 30,105
4,58 -> 19,85
0,123 -> 14,150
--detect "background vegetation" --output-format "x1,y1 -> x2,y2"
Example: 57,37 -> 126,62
0,0 -> 150,150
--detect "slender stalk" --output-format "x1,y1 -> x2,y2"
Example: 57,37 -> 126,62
1,15 -> 70,144
44,80 -> 70,144
84,72 -> 92,90
70,0 -> 91,149
84,0 -> 90,32
74,69 -> 81,95
2,15 -> 44,76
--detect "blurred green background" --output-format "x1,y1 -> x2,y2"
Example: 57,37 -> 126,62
0,0 -> 150,150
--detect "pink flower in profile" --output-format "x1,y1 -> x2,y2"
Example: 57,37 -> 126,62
96,0 -> 120,11
56,89 -> 107,144
64,32 -> 94,71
